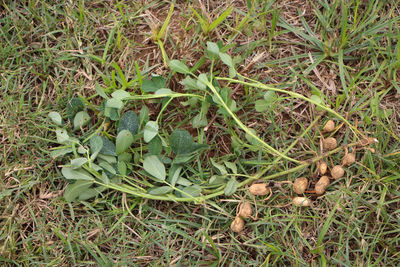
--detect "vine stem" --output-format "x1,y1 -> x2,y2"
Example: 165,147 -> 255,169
200,76 -> 301,164
216,75 -> 363,138
94,139 -> 361,203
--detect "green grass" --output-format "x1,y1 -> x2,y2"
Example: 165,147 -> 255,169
1,0 -> 399,265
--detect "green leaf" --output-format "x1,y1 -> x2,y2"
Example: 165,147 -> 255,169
255,99 -> 268,112
100,137 -> 117,156
188,143 -> 208,154
118,152 -> 132,162
168,165 -> 182,186
181,76 -> 200,90
209,175 -> 226,185
56,128 -> 69,143
71,158 -> 88,169
181,185 -> 202,197
101,171 -> 110,184
73,111 -> 91,130
111,90 -> 131,100
228,67 -> 236,78
78,186 -> 106,201
148,136 -> 162,155
142,76 -> 166,93
143,155 -> 166,181
104,107 -> 120,121
116,130 -> 134,155
64,180 -> 93,202
191,113 -> 208,128
50,147 -> 73,158
99,161 -> 116,175
139,105 -> 149,127
169,60 -> 190,74
210,159 -> 227,175
147,186 -> 173,195
105,98 -> 123,109
90,135 -> 103,159
219,52 -> 234,68
97,154 -> 117,164
61,167 -> 94,181
77,145 -> 87,154
245,128 -> 259,146
264,91 -> 277,102
143,121 -> 158,143
176,177 -> 192,186
66,97 -> 84,119
48,111 -> 63,126
224,177 -> 238,196
224,161 -> 237,174
117,161 -> 127,176
95,83 -> 108,99
207,41 -> 220,58
154,88 -> 172,95
170,129 -> 193,155
118,111 -> 139,135
197,73 -> 208,90
173,153 -> 197,164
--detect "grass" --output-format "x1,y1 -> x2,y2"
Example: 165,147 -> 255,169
1,0 -> 399,265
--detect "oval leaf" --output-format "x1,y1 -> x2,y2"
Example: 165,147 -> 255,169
207,41 -> 220,57
255,99 -> 268,112
70,157 -> 88,169
99,161 -> 116,175
117,161 -> 127,176
144,121 -> 159,143
48,111 -> 63,126
148,136 -> 162,155
168,165 -> 182,186
264,91 -> 277,103
143,155 -> 166,181
61,167 -> 94,181
116,130 -> 134,155
169,60 -> 190,74
147,186 -> 173,195
100,136 -> 117,156
73,111 -> 90,130
170,129 -> 193,155
90,135 -> 103,159
56,128 -> 69,143
118,111 -> 139,135
181,185 -> 202,197
78,186 -> 106,201
224,177 -> 238,196
111,90 -> 131,100
219,52 -> 234,68
64,180 -> 93,202
66,97 -> 84,119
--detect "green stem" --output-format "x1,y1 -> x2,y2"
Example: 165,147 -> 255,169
217,75 -> 363,137
202,77 -> 300,164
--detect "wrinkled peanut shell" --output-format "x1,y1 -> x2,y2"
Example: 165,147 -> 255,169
237,202 -> 252,219
331,165 -> 345,179
323,137 -> 338,151
249,183 -> 269,196
323,120 -> 335,132
342,153 -> 356,166
318,161 -> 328,175
293,177 -> 308,194
231,216 -> 245,233
292,197 -> 311,207
315,176 -> 330,195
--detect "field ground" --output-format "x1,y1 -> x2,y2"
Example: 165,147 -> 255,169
1,0 -> 400,266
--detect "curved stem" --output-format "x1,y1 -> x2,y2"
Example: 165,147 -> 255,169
217,75 -> 363,138
201,77 -> 300,164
